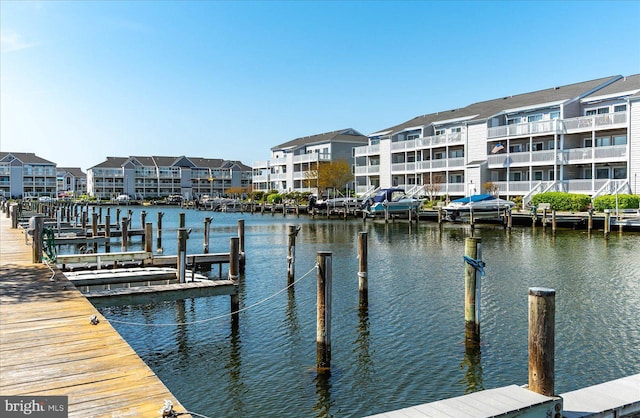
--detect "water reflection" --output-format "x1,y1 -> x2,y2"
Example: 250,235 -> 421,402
460,340 -> 483,394
353,305 -> 373,388
313,370 -> 333,418
225,316 -> 244,416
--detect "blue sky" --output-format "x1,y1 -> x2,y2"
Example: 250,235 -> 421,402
1,1 -> 639,169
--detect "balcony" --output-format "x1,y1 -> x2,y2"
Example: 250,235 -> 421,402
563,111 -> 627,133
252,174 -> 270,182
270,173 -> 287,181
354,165 -> 380,175
293,153 -> 331,164
488,119 -> 562,139
488,145 -> 626,169
390,133 -> 464,152
354,144 -> 380,157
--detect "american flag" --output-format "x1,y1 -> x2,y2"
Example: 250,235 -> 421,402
491,143 -> 505,154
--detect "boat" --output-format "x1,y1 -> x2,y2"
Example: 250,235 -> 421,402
362,188 -> 423,217
443,193 -> 515,221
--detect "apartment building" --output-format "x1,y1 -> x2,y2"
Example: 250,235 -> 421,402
0,152 -> 57,199
87,155 -> 252,200
252,128 -> 369,193
57,167 -> 87,197
354,74 -> 640,205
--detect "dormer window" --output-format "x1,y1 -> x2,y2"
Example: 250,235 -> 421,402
586,107 -> 609,116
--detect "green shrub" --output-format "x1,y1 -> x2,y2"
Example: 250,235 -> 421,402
531,192 -> 591,211
267,193 -> 282,204
593,194 -> 640,211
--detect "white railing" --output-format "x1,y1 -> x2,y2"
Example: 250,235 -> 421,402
354,144 -> 380,157
354,165 -> 380,175
252,175 -> 269,182
448,157 -> 465,167
488,119 -> 561,139
292,153 -> 331,164
270,173 -> 287,181
562,111 -> 627,132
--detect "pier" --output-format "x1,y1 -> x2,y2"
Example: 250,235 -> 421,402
0,213 -> 192,417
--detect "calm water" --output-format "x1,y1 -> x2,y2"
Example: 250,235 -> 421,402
94,207 -> 640,418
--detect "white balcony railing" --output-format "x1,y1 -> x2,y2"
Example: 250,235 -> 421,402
563,112 -> 627,132
354,144 -> 381,157
292,153 -> 331,164
354,165 -> 380,175
389,132 -> 464,152
488,119 -> 562,139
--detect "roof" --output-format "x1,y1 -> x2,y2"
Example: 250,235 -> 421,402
370,75 -> 623,136
582,73 -> 640,100
88,156 -> 252,171
57,167 -> 86,177
89,157 -> 129,169
272,128 -> 368,151
0,152 -> 56,165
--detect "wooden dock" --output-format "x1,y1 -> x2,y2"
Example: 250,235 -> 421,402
0,214 -> 192,417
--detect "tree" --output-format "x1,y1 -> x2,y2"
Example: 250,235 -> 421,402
305,159 -> 354,196
424,174 -> 444,202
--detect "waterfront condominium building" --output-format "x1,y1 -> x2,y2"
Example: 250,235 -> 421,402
0,152 -> 57,199
353,74 -> 640,206
87,155 -> 252,200
56,167 -> 87,197
252,128 -> 369,194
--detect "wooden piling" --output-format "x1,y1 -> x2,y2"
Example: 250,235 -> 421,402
144,222 -> 153,253
238,219 -> 245,272
179,212 -> 186,228
81,210 -> 87,232
464,237 -> 482,342
203,217 -> 212,254
30,215 -> 44,263
157,211 -> 164,252
10,205 -> 18,229
604,210 -> 610,239
506,208 -> 513,231
121,217 -> 128,250
116,208 -> 121,225
229,237 -> 239,280
104,214 -> 111,253
551,210 -> 557,234
358,232 -> 368,306
177,227 -> 188,283
92,212 -> 99,253
587,210 -> 593,235
287,225 -> 298,285
140,210 -> 147,230
316,251 -> 332,371
528,287 -> 555,396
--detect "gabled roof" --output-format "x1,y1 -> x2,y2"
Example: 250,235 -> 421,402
0,152 -> 55,165
370,75 -> 623,136
57,167 -> 86,178
581,74 -> 640,101
272,128 -> 368,151
187,157 -> 225,169
89,157 -> 128,169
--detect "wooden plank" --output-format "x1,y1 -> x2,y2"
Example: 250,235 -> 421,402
56,250 -> 151,264
0,215 -> 191,418
561,374 -> 640,418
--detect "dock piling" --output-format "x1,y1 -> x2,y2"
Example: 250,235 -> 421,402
30,215 -> 44,263
229,237 -> 239,280
604,210 -> 611,239
157,211 -> 164,252
287,225 -> 299,285
358,232 -> 368,307
177,227 -> 188,283
121,217 -> 128,250
144,222 -> 153,253
528,287 -> 555,396
238,219 -> 245,272
316,251 -> 332,372
105,214 -> 111,253
203,217 -> 212,254
464,237 -> 482,343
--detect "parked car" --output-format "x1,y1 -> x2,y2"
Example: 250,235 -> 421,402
116,194 -> 130,202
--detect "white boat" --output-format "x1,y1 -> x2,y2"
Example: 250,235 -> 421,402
363,188 -> 423,217
443,194 -> 515,221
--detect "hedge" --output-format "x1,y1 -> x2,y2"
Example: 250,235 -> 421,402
531,192 -> 591,212
593,194 -> 640,211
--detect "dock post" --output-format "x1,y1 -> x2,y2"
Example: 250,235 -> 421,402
121,217 -> 128,250
587,209 -> 593,235
437,207 -> 443,225
229,237 -> 239,280
145,222 -> 153,253
506,208 -> 513,231
98,206 -> 103,224
10,205 -> 18,229
470,207 -> 475,231
384,204 -> 389,223
179,212 -> 186,228
30,215 -> 45,263
238,219 -> 245,272
528,287 -> 555,396
358,232 -> 368,307
203,217 -> 212,254
140,210 -> 147,230
116,208 -> 121,225
604,210 -> 610,239
177,227 -> 188,283
287,225 -> 299,285
105,214 -> 111,253
552,210 -> 557,234
92,212 -> 99,253
157,211 -> 164,252
316,251 -> 332,372
81,210 -> 87,233
464,237 -> 482,342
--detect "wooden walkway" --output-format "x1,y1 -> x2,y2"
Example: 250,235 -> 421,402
0,214 -> 191,417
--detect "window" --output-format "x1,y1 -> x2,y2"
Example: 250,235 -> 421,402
527,114 -> 542,122
532,142 -> 544,151
435,128 -> 445,136
509,144 -> 523,153
533,171 -> 543,181
449,149 -> 464,158
450,174 -> 463,183
507,118 -> 520,125
434,152 -> 445,160
550,111 -> 560,119
596,168 -> 609,179
407,133 -> 419,140
548,170 -> 555,181
509,172 -> 522,181
613,167 -> 627,179
584,138 -> 592,147
451,127 -> 462,133
613,135 -> 627,145
614,104 -> 627,112
586,107 -> 609,116
595,136 -> 611,147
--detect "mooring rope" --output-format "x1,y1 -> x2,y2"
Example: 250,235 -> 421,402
105,263 -> 319,327
463,255 -> 486,277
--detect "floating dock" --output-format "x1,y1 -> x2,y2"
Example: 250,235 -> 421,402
0,214 -> 192,417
